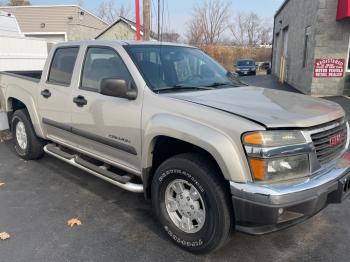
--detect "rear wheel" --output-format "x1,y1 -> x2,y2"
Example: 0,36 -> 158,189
11,109 -> 45,160
152,153 -> 233,254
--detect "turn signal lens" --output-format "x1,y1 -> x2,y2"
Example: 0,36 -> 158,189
249,159 -> 266,181
243,131 -> 306,147
243,132 -> 264,145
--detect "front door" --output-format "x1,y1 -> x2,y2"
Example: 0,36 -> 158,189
70,46 -> 142,173
38,46 -> 79,143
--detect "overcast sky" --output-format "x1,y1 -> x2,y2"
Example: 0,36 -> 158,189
30,0 -> 285,35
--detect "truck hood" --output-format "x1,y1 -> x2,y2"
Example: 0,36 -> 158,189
165,86 -> 344,128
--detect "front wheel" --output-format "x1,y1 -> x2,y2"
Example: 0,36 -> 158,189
152,153 -> 233,254
11,109 -> 45,160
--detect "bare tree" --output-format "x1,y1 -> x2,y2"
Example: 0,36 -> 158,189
245,13 -> 262,46
186,19 -> 205,46
186,0 -> 231,46
259,21 -> 273,45
7,0 -> 30,5
97,0 -> 132,24
230,13 -> 248,46
230,12 -> 272,47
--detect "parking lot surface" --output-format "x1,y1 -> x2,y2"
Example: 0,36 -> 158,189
0,75 -> 350,262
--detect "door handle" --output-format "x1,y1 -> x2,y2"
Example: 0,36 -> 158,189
73,95 -> 87,107
41,89 -> 51,98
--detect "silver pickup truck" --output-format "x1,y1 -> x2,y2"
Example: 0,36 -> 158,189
0,41 -> 349,253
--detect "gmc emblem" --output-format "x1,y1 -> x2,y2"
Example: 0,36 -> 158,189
329,133 -> 345,147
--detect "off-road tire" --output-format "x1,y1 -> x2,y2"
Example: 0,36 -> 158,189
11,109 -> 45,160
152,153 -> 233,254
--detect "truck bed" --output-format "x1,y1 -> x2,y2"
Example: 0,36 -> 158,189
0,70 -> 42,117
1,71 -> 42,82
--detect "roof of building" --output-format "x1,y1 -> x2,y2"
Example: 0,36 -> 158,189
0,5 -> 108,32
95,16 -> 157,39
0,5 -> 107,24
274,0 -> 291,17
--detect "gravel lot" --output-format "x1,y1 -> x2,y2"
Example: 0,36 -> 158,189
0,75 -> 349,262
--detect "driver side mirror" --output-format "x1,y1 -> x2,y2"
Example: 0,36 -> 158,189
100,79 -> 137,100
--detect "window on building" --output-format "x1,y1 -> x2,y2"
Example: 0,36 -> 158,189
48,47 -> 79,86
303,26 -> 311,68
81,47 -> 132,92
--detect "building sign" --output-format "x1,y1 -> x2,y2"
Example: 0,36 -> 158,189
313,59 -> 345,78
337,0 -> 350,21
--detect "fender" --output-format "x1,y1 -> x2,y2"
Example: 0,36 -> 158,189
142,113 -> 252,183
5,83 -> 44,138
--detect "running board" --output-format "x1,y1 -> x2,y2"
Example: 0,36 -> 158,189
44,144 -> 144,193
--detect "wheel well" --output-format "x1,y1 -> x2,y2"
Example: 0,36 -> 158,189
144,136 -> 225,199
8,98 -> 26,112
7,98 -> 27,128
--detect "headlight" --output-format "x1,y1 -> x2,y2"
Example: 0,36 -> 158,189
242,131 -> 310,184
249,155 -> 309,183
243,131 -> 306,147
236,68 -> 241,71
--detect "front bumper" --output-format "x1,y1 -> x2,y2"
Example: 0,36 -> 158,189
236,70 -> 255,76
230,154 -> 350,235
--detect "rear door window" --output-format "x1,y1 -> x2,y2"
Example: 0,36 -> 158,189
48,47 -> 79,86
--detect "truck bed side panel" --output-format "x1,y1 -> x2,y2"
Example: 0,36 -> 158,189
0,73 -> 44,138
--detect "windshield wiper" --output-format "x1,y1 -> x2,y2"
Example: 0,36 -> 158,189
204,82 -> 241,88
154,84 -> 213,93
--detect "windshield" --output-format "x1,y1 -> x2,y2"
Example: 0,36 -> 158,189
125,45 -> 245,92
237,60 -> 255,67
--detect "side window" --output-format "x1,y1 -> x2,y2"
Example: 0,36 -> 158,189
48,47 -> 79,86
81,47 -> 132,92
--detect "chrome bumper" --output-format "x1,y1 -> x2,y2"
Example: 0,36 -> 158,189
230,154 -> 350,234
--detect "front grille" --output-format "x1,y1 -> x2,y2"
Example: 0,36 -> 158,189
310,120 -> 348,165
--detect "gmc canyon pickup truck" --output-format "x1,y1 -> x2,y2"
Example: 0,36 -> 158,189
0,41 -> 349,253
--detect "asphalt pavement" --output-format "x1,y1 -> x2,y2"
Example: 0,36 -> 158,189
0,75 -> 350,262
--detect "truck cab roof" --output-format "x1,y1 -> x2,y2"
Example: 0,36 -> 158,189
54,40 -> 194,49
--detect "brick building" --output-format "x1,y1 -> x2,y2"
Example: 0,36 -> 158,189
272,0 -> 350,96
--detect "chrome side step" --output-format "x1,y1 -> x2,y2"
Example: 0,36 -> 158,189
44,144 -> 144,193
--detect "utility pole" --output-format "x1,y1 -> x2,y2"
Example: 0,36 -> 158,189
158,0 -> 160,41
143,0 -> 150,40
135,0 -> 141,41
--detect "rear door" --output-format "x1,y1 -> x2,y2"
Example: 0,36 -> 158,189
69,45 -> 143,173
38,46 -> 79,143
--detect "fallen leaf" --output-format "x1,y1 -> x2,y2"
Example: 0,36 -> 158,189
0,232 -> 10,240
67,218 -> 82,227
0,132 -> 12,143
